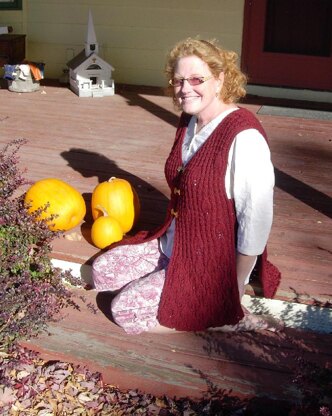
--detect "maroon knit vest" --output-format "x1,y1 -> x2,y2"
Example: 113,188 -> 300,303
114,107 -> 281,331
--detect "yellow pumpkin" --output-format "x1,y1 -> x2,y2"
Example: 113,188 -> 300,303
91,215 -> 123,249
24,178 -> 86,231
91,177 -> 140,234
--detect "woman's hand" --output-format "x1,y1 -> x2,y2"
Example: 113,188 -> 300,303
236,252 -> 257,300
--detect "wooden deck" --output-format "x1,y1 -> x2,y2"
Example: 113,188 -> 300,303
1,80 -> 331,401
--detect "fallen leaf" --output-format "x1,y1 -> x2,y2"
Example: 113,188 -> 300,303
155,397 -> 167,408
78,392 -> 94,403
37,411 -> 53,416
17,370 -> 31,380
65,232 -> 82,241
0,386 -> 16,405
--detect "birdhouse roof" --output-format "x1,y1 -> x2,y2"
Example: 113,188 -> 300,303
67,51 -> 114,71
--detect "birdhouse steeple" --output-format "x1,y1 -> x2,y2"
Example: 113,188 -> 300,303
85,9 -> 99,57
67,8 -> 114,97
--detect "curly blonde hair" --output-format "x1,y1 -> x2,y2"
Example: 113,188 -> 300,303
164,37 -> 247,105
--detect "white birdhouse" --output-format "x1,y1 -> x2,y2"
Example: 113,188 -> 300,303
67,10 -> 115,97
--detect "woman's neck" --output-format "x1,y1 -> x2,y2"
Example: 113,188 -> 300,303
196,102 -> 237,132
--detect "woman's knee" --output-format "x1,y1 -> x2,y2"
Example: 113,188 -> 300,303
92,240 -> 164,291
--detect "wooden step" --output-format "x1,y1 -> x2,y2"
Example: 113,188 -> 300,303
21,288 -> 332,401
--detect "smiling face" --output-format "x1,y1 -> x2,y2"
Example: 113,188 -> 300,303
173,55 -> 224,122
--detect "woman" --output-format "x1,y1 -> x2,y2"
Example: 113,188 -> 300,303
92,38 -> 281,335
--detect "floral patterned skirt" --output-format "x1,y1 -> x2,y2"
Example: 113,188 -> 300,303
92,240 -> 169,334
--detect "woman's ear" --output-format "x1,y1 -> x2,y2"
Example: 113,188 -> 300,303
215,72 -> 224,96
218,71 -> 224,84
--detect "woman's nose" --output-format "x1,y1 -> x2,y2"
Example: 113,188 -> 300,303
180,79 -> 192,91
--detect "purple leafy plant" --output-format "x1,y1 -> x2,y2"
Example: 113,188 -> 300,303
0,139 -> 82,349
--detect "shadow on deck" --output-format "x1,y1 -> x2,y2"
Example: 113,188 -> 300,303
21,288 -> 331,402
0,80 -> 330,402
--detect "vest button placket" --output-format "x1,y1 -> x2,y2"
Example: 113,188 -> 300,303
170,166 -> 184,219
171,208 -> 178,218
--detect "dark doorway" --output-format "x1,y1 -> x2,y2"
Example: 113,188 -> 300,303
241,0 -> 332,91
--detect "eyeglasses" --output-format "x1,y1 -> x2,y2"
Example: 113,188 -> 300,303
169,75 -> 214,87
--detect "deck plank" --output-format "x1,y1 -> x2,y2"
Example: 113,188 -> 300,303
2,80 -> 329,304
1,80 -> 331,400
1,81 -> 331,301
20,289 -> 332,400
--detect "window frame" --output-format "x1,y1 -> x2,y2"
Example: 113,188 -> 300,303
0,0 -> 22,10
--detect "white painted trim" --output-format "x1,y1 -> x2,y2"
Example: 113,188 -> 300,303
52,258 -> 332,334
242,295 -> 332,334
51,258 -> 94,287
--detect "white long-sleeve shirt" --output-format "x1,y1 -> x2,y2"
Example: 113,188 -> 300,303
160,107 -> 275,259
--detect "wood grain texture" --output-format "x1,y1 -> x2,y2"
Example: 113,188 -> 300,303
20,288 -> 331,400
1,80 -> 331,400
1,80 -> 330,304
